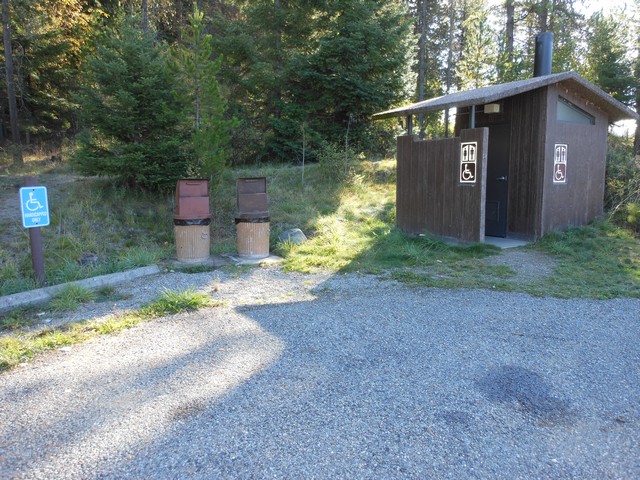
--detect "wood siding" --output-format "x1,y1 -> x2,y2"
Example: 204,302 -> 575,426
504,90 -> 547,239
415,84 -> 610,241
541,85 -> 609,235
396,128 -> 488,242
456,90 -> 548,239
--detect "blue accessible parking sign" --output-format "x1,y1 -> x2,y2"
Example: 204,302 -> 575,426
19,186 -> 50,228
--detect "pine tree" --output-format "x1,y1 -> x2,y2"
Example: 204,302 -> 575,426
213,0 -> 413,162
456,0 -> 497,89
584,11 -> 634,105
171,3 -> 236,189
73,16 -> 192,191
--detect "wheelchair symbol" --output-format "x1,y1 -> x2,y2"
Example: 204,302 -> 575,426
554,164 -> 565,182
462,163 -> 475,181
25,191 -> 44,211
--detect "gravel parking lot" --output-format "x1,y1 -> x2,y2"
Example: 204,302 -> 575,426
1,267 -> 639,479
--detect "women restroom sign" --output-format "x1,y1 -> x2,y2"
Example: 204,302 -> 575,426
19,186 -> 50,228
460,142 -> 477,184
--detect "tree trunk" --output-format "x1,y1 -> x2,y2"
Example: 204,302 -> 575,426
274,0 -> 282,120
635,11 -> 640,157
417,0 -> 427,135
2,0 -> 22,165
444,0 -> 455,137
505,0 -> 514,64
141,0 -> 149,31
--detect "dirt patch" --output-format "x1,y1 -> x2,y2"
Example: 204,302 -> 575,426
483,248 -> 556,282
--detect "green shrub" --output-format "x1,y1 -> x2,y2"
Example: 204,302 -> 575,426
605,135 -> 640,234
317,141 -> 356,184
73,16 -> 192,192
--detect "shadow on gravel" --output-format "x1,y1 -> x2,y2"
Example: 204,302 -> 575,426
476,365 -> 577,427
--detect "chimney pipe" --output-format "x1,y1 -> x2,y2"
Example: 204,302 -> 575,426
534,32 -> 554,77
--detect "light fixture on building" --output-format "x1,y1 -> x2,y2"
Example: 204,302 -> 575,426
484,103 -> 501,114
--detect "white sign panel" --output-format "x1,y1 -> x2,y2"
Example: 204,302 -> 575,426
460,142 -> 477,184
553,144 -> 567,184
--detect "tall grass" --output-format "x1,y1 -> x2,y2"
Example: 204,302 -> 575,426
0,167 -> 175,295
2,153 -> 639,300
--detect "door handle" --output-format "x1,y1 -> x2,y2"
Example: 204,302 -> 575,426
496,176 -> 508,181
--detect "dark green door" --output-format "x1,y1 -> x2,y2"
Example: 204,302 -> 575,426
485,124 -> 510,237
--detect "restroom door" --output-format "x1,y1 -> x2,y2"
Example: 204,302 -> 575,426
485,124 -> 510,237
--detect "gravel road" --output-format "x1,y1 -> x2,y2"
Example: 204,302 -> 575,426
1,267 -> 639,479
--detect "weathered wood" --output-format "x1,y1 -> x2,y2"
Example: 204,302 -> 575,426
396,128 -> 488,242
397,78 -> 616,243
541,85 -> 609,235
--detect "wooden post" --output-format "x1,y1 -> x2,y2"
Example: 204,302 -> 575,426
25,176 -> 46,286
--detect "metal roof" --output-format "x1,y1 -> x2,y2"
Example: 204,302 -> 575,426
372,72 -> 639,123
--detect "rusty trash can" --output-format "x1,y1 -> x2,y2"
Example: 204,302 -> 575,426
174,179 -> 211,263
236,177 -> 270,259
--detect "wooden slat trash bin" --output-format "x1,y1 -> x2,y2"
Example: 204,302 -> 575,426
236,177 -> 270,259
174,179 -> 211,263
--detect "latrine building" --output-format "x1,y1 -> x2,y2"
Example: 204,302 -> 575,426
373,71 -> 639,243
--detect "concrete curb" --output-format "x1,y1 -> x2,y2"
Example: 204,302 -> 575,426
0,265 -> 161,313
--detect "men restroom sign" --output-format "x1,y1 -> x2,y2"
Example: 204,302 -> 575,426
553,144 -> 567,184
460,142 -> 477,184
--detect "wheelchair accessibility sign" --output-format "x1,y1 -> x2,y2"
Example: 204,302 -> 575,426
460,142 -> 477,184
20,186 -> 50,228
553,144 -> 567,184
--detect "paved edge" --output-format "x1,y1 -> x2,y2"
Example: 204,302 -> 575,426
0,265 -> 161,313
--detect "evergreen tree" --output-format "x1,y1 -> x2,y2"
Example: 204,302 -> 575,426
584,11 -> 634,105
0,0 -> 96,147
291,0 -> 414,152
517,0 -> 585,75
633,0 -> 640,156
409,0 -> 448,137
456,0 -> 497,89
213,0 -> 413,162
171,3 -> 236,189
73,16 -> 192,191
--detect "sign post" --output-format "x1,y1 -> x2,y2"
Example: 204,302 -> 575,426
19,177 -> 49,286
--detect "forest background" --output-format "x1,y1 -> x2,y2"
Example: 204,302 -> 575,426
0,0 -> 638,191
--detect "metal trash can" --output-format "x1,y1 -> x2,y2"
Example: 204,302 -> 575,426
174,179 -> 211,262
236,177 -> 270,259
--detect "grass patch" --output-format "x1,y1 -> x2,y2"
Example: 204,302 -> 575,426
2,155 -> 639,302
138,289 -> 213,317
0,309 -> 37,331
49,284 -> 96,312
0,168 -> 175,296
533,222 -> 640,299
0,288 -> 224,372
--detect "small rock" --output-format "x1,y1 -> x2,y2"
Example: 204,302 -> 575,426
278,228 -> 307,245
59,346 -> 72,353
78,252 -> 99,266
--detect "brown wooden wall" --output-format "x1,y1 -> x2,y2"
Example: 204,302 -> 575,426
396,128 -> 488,242
504,90 -> 547,238
456,90 -> 548,239
540,84 -> 609,235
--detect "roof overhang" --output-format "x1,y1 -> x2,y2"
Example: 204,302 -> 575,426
373,72 -> 639,124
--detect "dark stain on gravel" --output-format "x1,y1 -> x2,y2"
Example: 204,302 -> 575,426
477,365 -> 576,426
